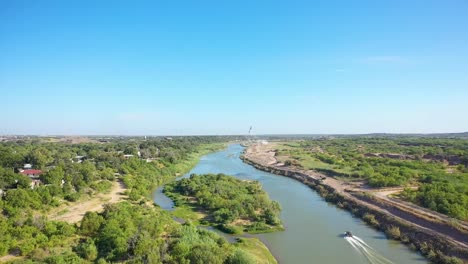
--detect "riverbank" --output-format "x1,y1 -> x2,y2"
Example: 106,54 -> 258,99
151,146 -> 280,264
241,143 -> 468,264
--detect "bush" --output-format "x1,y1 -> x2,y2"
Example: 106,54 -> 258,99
90,181 -> 112,193
442,256 -> 463,264
226,248 -> 256,264
80,212 -> 104,236
218,224 -> 243,234
74,239 -> 97,261
244,222 -> 270,233
64,193 -> 80,202
385,226 -> 401,239
362,213 -> 379,227
400,235 -> 410,244
44,251 -> 83,264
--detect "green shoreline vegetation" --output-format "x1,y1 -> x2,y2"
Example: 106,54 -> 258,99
0,137 -> 278,263
164,173 -> 283,234
275,138 -> 468,220
242,148 -> 465,264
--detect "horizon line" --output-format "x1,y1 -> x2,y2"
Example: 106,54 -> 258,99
1,131 -> 467,137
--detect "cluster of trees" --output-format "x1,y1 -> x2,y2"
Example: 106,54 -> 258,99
77,202 -> 264,264
279,137 -> 468,220
121,144 -> 223,200
0,137 -> 225,211
165,174 -> 282,233
400,181 -> 467,220
1,160 -> 115,213
0,136 -> 235,261
5,202 -> 264,264
0,213 -> 76,258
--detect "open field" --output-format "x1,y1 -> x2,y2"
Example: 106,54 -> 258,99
49,180 -> 127,223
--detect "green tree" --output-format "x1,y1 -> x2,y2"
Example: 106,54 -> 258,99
29,147 -> 53,169
80,212 -> 104,236
75,239 -> 98,261
187,244 -> 225,264
41,166 -> 65,185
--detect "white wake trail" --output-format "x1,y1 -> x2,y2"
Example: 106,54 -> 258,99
353,236 -> 372,248
345,236 -> 394,264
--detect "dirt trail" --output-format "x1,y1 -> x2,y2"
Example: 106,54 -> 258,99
243,143 -> 468,249
0,255 -> 20,263
1,182 -> 127,263
49,180 -> 126,223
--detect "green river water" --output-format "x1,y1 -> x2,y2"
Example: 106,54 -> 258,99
153,144 -> 427,264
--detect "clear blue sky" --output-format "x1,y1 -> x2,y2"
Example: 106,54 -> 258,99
1,0 -> 467,135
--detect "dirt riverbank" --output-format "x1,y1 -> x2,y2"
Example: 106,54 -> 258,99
242,143 -> 468,263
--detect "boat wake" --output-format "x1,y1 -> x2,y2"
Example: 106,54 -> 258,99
345,236 -> 394,264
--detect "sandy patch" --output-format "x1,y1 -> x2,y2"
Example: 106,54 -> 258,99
49,180 -> 126,223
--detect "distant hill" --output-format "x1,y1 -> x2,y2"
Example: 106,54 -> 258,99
261,132 -> 468,140
358,132 -> 468,139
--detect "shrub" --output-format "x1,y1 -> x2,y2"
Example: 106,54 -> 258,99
218,224 -> 243,234
400,235 -> 410,244
226,248 -> 256,264
80,212 -> 104,236
385,226 -> 401,239
362,213 -> 379,227
44,251 -> 83,264
64,193 -> 80,202
74,239 -> 97,261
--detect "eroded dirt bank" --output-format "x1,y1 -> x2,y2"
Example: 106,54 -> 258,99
241,143 -> 468,263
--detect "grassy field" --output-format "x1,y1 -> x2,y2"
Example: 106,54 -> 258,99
275,143 -> 353,174
235,238 -> 278,264
171,204 -> 207,225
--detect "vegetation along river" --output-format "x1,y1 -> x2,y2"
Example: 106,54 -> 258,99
153,144 -> 427,264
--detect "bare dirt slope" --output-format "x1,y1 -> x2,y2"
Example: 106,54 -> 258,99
49,180 -> 126,223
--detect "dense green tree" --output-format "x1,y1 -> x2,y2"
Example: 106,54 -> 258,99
29,147 -> 53,169
40,166 -> 65,185
75,238 -> 98,261
80,212 -> 104,236
165,174 -> 282,233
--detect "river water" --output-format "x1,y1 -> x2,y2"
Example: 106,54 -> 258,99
153,144 -> 427,264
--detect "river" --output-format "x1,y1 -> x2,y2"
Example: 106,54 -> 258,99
153,144 -> 427,264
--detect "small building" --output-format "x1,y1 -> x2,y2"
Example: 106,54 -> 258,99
20,169 -> 43,179
24,163 -> 33,169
